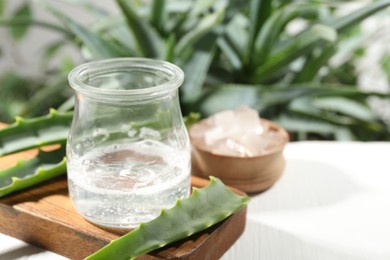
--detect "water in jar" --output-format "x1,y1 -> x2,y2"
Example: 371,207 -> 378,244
67,139 -> 191,228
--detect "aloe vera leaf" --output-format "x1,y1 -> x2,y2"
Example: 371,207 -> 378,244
253,5 -> 320,68
0,146 -> 66,197
19,75 -> 70,117
246,0 -> 271,58
0,17 -> 72,37
217,36 -> 242,71
36,0 -> 125,59
8,1 -> 31,41
86,177 -> 249,260
181,34 -> 217,103
0,109 -> 72,156
164,33 -> 176,62
313,97 -> 377,122
150,0 -> 166,35
224,14 -> 248,60
331,0 -> 390,33
193,83 -> 390,117
254,24 -> 337,82
57,96 -> 75,112
276,115 -> 354,141
0,0 -> 5,17
190,0 -> 218,17
255,0 -> 390,82
116,0 -> 163,58
175,7 -> 224,58
293,45 -> 336,83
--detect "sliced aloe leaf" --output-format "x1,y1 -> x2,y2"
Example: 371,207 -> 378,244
0,146 -> 66,197
0,109 -> 72,156
86,177 -> 249,260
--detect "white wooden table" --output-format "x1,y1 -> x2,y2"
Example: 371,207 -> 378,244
1,142 -> 390,260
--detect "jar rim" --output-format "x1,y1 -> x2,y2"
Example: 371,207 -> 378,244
68,58 -> 184,98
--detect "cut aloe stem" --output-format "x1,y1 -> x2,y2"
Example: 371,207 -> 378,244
0,109 -> 72,156
86,177 -> 249,260
0,146 -> 66,197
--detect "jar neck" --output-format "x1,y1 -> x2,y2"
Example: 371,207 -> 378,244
68,58 -> 184,101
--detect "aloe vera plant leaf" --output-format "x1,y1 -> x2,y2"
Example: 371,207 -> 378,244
181,34 -> 217,103
193,83 -> 390,117
331,0 -> 390,33
255,1 -> 390,82
190,0 -> 218,17
8,1 -> 31,41
254,24 -> 337,82
217,36 -> 242,71
289,98 -> 385,136
313,97 -> 377,122
116,0 -> 163,58
0,17 -> 72,37
57,96 -> 75,112
150,0 -> 166,35
0,0 -> 5,17
36,0 -> 125,59
86,177 -> 249,260
19,75 -> 70,117
253,5 -> 320,68
224,14 -> 248,60
247,0 -> 271,58
293,45 -> 336,83
175,7 -> 224,58
276,115 -> 354,141
164,33 -> 176,62
0,146 -> 66,198
0,109 -> 72,156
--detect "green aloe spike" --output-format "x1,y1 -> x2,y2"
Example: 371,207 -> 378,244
0,146 -> 66,197
87,177 -> 249,260
0,109 -> 72,156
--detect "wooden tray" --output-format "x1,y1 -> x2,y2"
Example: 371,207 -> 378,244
0,173 -> 247,259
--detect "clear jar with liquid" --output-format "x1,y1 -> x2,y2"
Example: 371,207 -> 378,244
67,58 -> 191,228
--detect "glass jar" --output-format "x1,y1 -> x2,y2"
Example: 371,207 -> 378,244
67,58 -> 191,228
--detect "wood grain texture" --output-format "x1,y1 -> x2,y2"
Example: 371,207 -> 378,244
0,175 -> 246,260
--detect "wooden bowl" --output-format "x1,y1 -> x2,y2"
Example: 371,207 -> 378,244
189,119 -> 289,193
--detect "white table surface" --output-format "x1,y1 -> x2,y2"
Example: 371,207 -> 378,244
1,141 -> 390,260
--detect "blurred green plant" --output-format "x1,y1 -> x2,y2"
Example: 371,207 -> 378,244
1,0 -> 390,141
0,1 -> 74,122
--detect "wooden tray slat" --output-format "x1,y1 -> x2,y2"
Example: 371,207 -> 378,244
0,175 -> 246,260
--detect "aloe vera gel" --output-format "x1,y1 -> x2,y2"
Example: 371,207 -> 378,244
67,58 -> 191,228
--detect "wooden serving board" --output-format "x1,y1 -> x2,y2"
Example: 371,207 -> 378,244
0,172 -> 246,260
